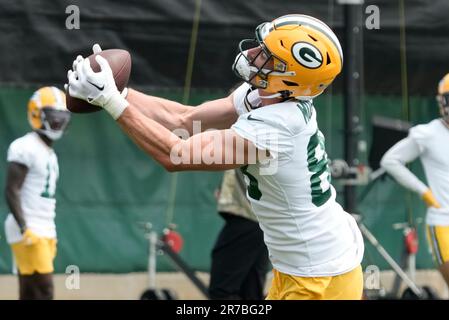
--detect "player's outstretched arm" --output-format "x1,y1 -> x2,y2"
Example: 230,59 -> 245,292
66,53 -> 250,168
126,88 -> 238,135
72,44 -> 238,134
117,105 -> 259,172
95,43 -> 239,133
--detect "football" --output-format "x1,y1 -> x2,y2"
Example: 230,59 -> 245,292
66,49 -> 132,113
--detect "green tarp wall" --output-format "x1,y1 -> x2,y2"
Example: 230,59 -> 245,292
0,87 -> 439,273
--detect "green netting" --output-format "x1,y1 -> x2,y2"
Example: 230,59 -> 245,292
0,87 -> 440,273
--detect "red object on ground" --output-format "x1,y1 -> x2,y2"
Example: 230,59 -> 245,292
405,229 -> 419,254
163,229 -> 184,253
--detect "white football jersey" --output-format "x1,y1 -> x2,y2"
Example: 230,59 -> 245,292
4,132 -> 59,243
231,83 -> 364,277
409,119 -> 449,225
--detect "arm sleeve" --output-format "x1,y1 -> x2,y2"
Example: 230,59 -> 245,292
380,137 -> 428,195
7,139 -> 33,168
231,113 -> 294,160
408,124 -> 428,153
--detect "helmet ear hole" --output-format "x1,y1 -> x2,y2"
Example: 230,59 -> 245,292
308,34 -> 318,42
282,80 -> 299,87
326,52 -> 331,65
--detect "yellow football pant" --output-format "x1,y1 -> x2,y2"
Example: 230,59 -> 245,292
427,225 -> 449,266
11,238 -> 57,275
266,265 -> 363,300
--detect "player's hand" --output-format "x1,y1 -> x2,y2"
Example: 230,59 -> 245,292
67,55 -> 118,107
22,229 -> 39,246
422,189 -> 441,208
91,43 -> 128,99
65,44 -> 102,76
92,43 -> 102,54
66,55 -> 128,119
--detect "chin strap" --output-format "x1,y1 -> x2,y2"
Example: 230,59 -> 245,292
259,90 -> 295,100
259,92 -> 282,99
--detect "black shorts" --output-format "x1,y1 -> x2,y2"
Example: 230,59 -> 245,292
209,212 -> 270,300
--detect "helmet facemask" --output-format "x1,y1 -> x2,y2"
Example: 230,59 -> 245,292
232,24 -> 291,97
38,107 -> 71,140
233,39 -> 273,88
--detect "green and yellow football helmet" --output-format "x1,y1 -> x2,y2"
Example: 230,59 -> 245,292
28,86 -> 71,140
232,14 -> 343,100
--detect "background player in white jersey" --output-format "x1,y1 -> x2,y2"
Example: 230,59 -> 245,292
4,87 -> 71,300
66,14 -> 364,299
381,74 -> 449,288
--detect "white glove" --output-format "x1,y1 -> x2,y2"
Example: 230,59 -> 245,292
92,44 -> 128,98
92,43 -> 102,54
65,53 -> 128,119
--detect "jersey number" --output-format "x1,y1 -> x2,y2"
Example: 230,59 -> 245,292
240,130 -> 331,205
307,130 -> 331,206
41,162 -> 57,199
240,165 -> 262,200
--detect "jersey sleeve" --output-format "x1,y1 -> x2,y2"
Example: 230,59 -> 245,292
232,83 -> 252,116
380,136 -> 428,195
7,138 -> 34,168
231,111 -> 294,160
408,123 -> 431,153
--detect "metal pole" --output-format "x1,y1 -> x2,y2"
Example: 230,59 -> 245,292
358,223 -> 423,297
338,0 -> 364,213
148,231 -> 158,289
160,241 -> 210,299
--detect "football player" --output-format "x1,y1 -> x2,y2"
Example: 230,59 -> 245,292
4,87 -> 71,299
381,74 -> 449,288
67,15 -> 364,300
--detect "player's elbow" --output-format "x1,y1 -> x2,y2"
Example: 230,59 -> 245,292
163,162 -> 188,173
159,155 -> 194,172
379,155 -> 388,169
157,156 -> 182,173
164,163 -> 180,173
380,154 -> 400,172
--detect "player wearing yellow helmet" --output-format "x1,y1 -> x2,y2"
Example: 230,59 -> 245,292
381,74 -> 449,289
437,74 -> 449,123
233,14 -> 343,100
67,15 -> 364,300
4,86 -> 70,300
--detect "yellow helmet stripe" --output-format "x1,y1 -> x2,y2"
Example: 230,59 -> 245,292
273,14 -> 343,63
40,87 -> 57,108
438,73 -> 449,95
50,86 -> 66,110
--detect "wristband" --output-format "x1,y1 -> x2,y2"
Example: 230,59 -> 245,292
103,91 -> 129,120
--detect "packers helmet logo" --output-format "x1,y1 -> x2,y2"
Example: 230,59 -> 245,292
292,42 -> 323,69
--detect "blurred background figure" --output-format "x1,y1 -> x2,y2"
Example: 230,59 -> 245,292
381,74 -> 449,289
209,169 -> 269,300
3,87 -> 71,299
